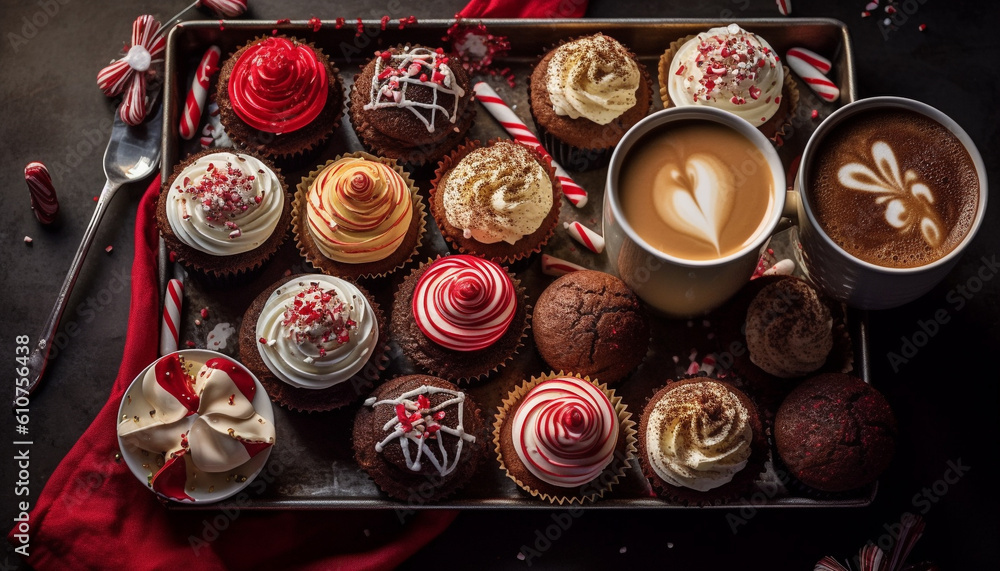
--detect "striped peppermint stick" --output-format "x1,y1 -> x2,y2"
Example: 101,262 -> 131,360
775,0 -> 792,15
180,45 -> 221,140
786,49 -> 840,102
473,81 -> 588,208
25,162 -> 59,224
786,47 -> 832,75
541,254 -> 587,277
562,221 -> 604,254
159,278 -> 184,355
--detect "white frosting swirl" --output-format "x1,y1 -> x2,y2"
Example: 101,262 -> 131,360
165,152 -> 284,256
667,24 -> 784,124
645,381 -> 752,491
442,141 -> 553,245
545,34 -> 640,125
255,275 -> 378,389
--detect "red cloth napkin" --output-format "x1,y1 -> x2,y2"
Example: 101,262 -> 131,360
8,177 -> 456,570
459,0 -> 587,18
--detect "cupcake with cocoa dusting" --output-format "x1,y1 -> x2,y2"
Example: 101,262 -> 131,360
532,270 -> 650,384
528,33 -> 652,169
156,149 -> 291,279
494,372 -> 636,504
431,139 -> 561,264
638,377 -> 767,505
658,24 -> 798,142
348,44 -> 475,168
775,373 -> 896,494
353,374 -> 487,502
217,35 -> 344,158
391,255 -> 529,382
239,274 -> 388,412
293,152 -> 426,280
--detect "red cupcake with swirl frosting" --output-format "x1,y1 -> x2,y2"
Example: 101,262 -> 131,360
217,36 -> 344,158
494,372 -> 636,504
391,255 -> 530,382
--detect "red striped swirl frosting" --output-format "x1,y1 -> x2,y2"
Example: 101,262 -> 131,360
306,157 -> 414,264
510,377 -> 618,488
412,255 -> 516,352
228,37 -> 328,134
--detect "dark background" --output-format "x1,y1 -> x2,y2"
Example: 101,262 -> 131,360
1,0 -> 997,569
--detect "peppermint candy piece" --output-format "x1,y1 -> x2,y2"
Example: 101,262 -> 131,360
541,254 -> 587,277
96,15 -> 166,126
25,162 -> 59,224
786,47 -> 832,75
786,48 -> 840,102
198,0 -> 248,17
562,221 -> 605,254
180,46 -> 222,140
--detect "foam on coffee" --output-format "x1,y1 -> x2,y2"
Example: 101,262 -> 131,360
619,121 -> 774,261
807,109 -> 979,269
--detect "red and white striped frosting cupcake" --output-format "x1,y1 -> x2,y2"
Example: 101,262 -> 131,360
412,255 -> 517,352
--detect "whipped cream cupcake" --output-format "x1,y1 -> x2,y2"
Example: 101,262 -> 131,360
217,36 -> 344,158
391,255 -> 529,382
638,377 -> 767,505
117,352 -> 276,502
239,274 -> 388,411
430,139 -> 561,263
658,24 -> 798,141
528,33 -> 652,170
353,374 -> 487,501
294,152 -> 426,279
156,149 -> 291,278
494,372 -> 636,504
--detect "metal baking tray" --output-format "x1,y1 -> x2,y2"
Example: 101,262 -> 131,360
160,18 -> 870,509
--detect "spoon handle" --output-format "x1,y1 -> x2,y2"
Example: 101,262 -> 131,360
18,179 -> 121,407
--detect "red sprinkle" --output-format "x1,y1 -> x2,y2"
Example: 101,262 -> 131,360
380,15 -> 390,30
918,23 -> 927,31
276,18 -> 290,25
169,250 -> 178,263
811,109 -> 819,119
185,340 -> 196,348
355,18 -> 364,37
258,337 -> 267,344
200,307 -> 209,319
105,245 -> 113,254
885,5 -> 896,14
308,17 -> 321,32
335,17 -> 345,29
93,196 -> 99,201
861,10 -> 871,17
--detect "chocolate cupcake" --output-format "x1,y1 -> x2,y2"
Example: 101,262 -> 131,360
775,373 -> 896,493
533,270 -> 650,384
353,375 -> 487,502
348,45 -> 475,167
238,274 -> 388,412
528,33 -> 652,170
430,139 -> 561,264
293,152 -> 426,280
657,24 -> 798,142
391,255 -> 529,382
156,149 -> 291,279
638,377 -> 767,505
494,373 -> 636,504
217,36 -> 344,158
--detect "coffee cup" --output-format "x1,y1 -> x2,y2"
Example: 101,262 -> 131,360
796,96 -> 987,310
604,107 -> 786,317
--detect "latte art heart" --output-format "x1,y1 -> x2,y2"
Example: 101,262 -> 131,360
653,153 -> 736,255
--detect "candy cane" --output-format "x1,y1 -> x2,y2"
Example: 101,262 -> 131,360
541,254 -> 587,277
786,47 -> 832,75
180,45 -> 221,140
198,0 -> 248,17
473,82 -> 589,208
775,0 -> 792,15
785,52 -> 840,102
24,162 -> 59,224
562,221 -> 604,254
160,278 -> 184,355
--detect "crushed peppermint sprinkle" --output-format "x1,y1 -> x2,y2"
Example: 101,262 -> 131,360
687,28 -> 780,104
180,160 -> 260,238
281,283 -> 356,354
23,236 -> 32,244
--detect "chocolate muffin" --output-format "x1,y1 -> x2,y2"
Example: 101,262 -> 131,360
353,375 -> 487,502
348,44 -> 475,167
745,276 -> 835,378
391,255 -> 529,382
532,270 -> 649,384
775,373 -> 897,492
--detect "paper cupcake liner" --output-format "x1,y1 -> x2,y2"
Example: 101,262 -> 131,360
637,376 -> 768,506
237,274 -> 390,413
429,138 -> 561,265
657,34 -> 797,145
347,44 -> 476,168
156,148 -> 292,280
292,151 -> 427,281
527,34 -> 653,172
217,36 -> 344,159
493,371 -> 637,505
390,256 -> 530,383
351,374 -> 488,502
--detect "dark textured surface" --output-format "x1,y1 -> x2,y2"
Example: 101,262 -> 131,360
1,1 -> 997,569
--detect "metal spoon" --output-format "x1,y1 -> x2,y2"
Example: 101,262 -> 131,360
18,101 -> 163,406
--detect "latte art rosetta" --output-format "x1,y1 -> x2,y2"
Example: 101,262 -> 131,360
838,141 -> 944,248
653,153 -> 736,254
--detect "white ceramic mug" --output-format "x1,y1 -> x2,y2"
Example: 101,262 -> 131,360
796,96 -> 988,310
604,107 -> 786,317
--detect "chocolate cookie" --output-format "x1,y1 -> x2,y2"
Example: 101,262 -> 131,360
532,270 -> 649,384
775,373 -> 897,492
